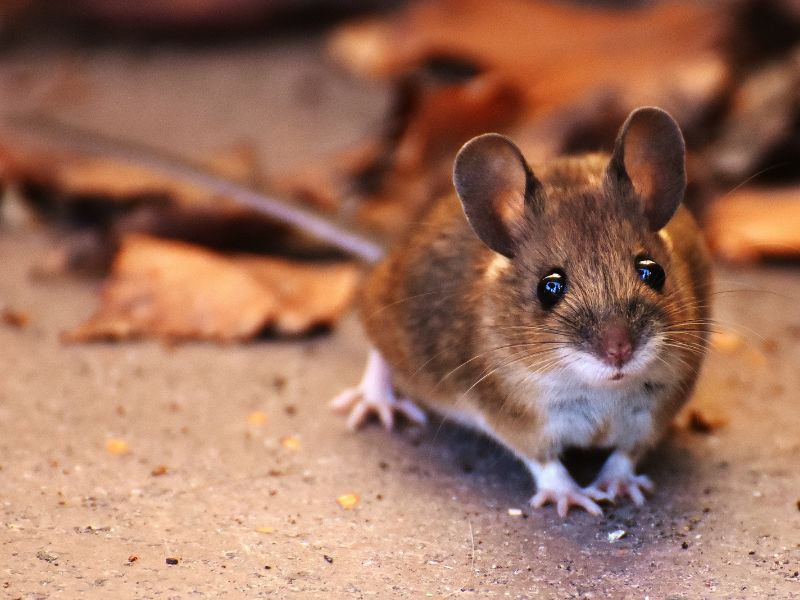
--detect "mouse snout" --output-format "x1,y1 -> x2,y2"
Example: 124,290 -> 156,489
596,319 -> 633,368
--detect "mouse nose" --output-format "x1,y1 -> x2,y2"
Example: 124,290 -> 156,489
598,320 -> 634,368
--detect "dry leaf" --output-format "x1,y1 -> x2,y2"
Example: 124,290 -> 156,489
330,0 -> 729,124
0,133 -> 265,211
706,187 -> 800,263
64,234 -> 361,343
0,140 -> 212,206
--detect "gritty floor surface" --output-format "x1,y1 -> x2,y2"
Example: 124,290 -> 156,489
1,29 -> 800,600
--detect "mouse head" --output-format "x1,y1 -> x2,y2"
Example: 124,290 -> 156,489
453,107 -> 701,386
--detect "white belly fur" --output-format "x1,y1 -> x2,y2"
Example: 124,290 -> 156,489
533,371 -> 657,449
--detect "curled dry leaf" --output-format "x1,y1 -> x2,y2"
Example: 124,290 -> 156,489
64,234 -> 361,343
0,133 -> 267,220
705,187 -> 800,263
275,72 -> 524,240
284,0 -> 734,243
0,139 -> 219,207
329,0 -> 729,125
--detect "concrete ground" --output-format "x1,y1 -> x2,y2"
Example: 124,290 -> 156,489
1,29 -> 800,600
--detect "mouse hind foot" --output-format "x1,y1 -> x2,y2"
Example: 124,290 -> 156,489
583,450 -> 654,506
331,349 -> 427,431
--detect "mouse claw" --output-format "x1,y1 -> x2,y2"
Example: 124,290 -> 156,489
395,397 -> 427,427
331,350 -> 427,431
583,486 -> 615,504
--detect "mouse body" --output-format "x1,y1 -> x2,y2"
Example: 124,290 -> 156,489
332,107 -> 711,516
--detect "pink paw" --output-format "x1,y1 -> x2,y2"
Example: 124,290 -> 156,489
585,473 -> 654,506
331,349 -> 427,431
584,451 -> 654,506
530,487 -> 604,518
331,387 -> 426,431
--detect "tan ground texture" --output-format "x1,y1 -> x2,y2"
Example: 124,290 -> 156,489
1,30 -> 800,600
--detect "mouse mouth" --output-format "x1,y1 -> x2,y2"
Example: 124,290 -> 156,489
559,339 -> 662,387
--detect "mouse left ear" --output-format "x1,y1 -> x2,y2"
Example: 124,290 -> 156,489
606,107 -> 686,231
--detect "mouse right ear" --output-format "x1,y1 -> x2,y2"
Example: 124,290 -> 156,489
453,133 -> 541,258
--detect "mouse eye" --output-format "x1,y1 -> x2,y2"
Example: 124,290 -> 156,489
537,270 -> 567,309
635,257 -> 665,291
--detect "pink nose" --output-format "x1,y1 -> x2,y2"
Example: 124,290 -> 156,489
598,321 -> 633,368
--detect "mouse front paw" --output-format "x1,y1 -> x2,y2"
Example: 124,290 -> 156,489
584,451 -> 654,506
530,487 -> 604,518
584,473 -> 653,506
330,350 -> 427,431
527,459 -> 603,517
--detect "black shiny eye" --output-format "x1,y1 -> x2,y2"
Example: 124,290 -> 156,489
537,270 -> 567,309
636,257 -> 665,291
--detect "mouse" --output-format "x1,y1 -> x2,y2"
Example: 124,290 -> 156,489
331,107 -> 712,517
11,107 -> 711,517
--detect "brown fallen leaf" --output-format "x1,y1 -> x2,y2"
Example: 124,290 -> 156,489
0,129 -> 352,262
0,132 -> 263,211
64,234 -> 361,343
291,0 -> 732,242
276,72 -> 524,240
0,140 -> 213,207
705,187 -> 800,263
329,0 -> 729,125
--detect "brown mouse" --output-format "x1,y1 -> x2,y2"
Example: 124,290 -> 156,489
14,107 -> 711,517
332,107 -> 711,517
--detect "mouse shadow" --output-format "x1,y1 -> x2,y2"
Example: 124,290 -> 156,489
400,414 -> 705,525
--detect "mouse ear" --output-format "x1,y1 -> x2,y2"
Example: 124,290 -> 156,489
453,133 -> 541,258
606,107 -> 686,231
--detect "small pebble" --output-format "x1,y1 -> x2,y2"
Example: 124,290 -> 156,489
166,557 -> 179,565
607,529 -> 627,543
